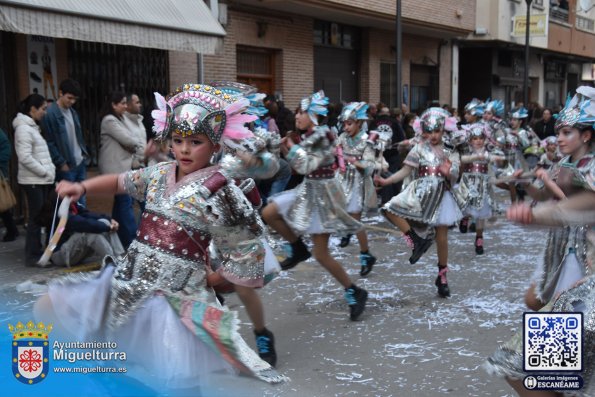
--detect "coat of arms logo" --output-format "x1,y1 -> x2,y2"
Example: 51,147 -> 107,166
8,321 -> 52,384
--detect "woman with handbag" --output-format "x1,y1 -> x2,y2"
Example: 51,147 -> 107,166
13,94 -> 55,266
0,127 -> 18,241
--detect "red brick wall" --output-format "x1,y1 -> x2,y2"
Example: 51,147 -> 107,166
203,9 -> 313,109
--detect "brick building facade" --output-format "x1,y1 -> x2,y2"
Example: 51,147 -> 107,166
203,0 -> 475,112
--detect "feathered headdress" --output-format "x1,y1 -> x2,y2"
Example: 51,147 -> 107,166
339,102 -> 369,122
464,98 -> 485,117
510,107 -> 529,119
151,83 -> 257,144
577,86 -> 595,128
485,99 -> 504,117
245,93 -> 269,117
207,81 -> 269,118
207,81 -> 258,97
555,86 -> 595,131
462,122 -> 490,139
300,90 -> 329,125
420,107 -> 450,133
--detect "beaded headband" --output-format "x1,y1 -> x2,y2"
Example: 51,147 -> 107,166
151,83 -> 256,144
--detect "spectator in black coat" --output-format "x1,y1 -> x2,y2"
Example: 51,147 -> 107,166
533,108 -> 556,140
369,107 -> 406,204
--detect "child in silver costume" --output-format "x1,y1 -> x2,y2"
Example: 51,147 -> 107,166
375,107 -> 463,298
453,124 -> 505,255
517,87 -> 595,312
492,106 -> 535,203
34,84 -> 286,389
486,192 -> 595,397
537,136 -> 562,170
262,90 -> 369,321
335,101 -> 377,276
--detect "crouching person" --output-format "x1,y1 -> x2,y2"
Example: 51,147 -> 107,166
39,192 -> 124,267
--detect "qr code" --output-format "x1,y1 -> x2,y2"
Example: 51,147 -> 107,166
524,312 -> 582,371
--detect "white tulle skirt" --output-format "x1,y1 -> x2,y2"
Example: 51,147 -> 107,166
464,198 -> 493,219
47,266 -> 233,390
430,191 -> 463,227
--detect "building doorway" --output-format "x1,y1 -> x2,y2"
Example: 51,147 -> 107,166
410,64 -> 439,114
237,46 -> 276,96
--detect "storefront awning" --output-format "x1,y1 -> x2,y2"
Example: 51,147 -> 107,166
0,0 -> 225,53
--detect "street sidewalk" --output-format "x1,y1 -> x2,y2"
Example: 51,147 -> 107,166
0,227 -> 100,295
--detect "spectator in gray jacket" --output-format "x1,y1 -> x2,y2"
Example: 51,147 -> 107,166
13,94 -> 55,266
98,91 -> 140,249
123,93 -> 147,170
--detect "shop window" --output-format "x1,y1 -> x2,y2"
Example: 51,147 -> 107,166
314,20 -> 359,49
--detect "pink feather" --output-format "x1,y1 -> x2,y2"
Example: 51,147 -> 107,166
151,92 -> 168,134
221,98 -> 257,140
224,113 -> 257,140
444,117 -> 458,132
154,92 -> 167,111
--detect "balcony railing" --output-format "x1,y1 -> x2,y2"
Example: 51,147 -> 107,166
550,6 -> 569,23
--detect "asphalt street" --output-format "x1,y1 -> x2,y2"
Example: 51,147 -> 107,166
0,195 -> 541,397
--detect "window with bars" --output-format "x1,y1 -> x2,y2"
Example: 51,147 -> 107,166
68,40 -> 168,166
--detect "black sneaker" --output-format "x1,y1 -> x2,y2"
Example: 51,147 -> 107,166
407,229 -> 433,265
458,217 -> 469,233
475,237 -> 484,255
435,266 -> 450,298
339,234 -> 352,248
344,285 -> 368,321
359,252 -> 376,276
280,238 -> 311,270
254,328 -> 277,367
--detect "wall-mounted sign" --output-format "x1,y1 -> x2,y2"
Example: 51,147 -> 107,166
511,14 -> 548,37
27,35 -> 58,100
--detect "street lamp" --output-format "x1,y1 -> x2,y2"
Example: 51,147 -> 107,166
524,0 -> 533,107
395,0 -> 402,109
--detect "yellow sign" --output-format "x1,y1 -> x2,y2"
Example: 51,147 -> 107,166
512,14 -> 548,37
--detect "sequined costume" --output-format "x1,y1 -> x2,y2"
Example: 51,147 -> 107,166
270,125 -> 362,235
382,140 -> 463,226
533,153 -> 595,303
45,81 -> 286,388
336,130 -> 377,213
453,148 -> 502,219
487,86 -> 595,392
47,162 -> 285,387
486,213 -> 595,397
